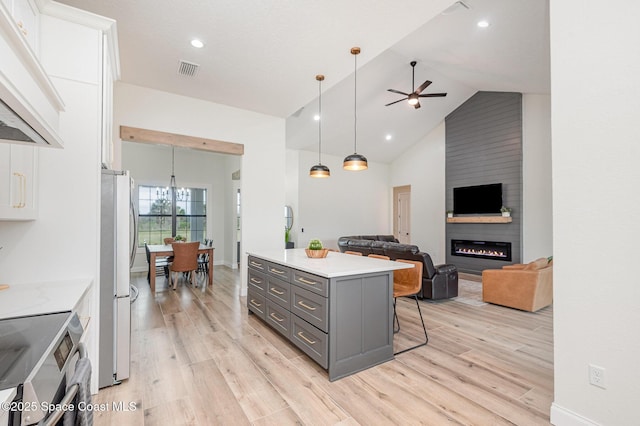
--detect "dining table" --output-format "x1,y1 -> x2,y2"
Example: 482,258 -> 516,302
147,244 -> 214,293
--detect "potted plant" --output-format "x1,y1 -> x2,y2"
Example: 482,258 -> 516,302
285,228 -> 294,249
174,234 -> 186,242
305,239 -> 328,258
447,210 -> 454,218
500,206 -> 512,217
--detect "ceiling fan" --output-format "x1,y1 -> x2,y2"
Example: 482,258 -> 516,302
386,61 -> 447,109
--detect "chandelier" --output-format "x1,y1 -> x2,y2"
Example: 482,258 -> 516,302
157,146 -> 190,202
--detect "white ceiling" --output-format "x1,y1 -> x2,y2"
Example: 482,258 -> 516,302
56,0 -> 549,164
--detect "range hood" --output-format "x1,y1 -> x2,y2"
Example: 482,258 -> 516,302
0,1 -> 65,148
0,98 -> 49,145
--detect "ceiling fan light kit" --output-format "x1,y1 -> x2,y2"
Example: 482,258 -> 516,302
310,74 -> 330,178
386,60 -> 447,110
343,47 -> 368,171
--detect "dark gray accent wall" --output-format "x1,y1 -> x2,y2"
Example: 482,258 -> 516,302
445,91 -> 522,274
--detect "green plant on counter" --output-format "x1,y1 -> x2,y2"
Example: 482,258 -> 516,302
307,239 -> 323,250
174,234 -> 186,242
500,206 -> 512,213
285,227 -> 290,243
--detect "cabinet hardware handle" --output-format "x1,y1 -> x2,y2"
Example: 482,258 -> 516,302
297,331 -> 316,345
297,277 -> 318,286
297,300 -> 316,311
250,278 -> 262,284
269,312 -> 284,322
250,299 -> 262,307
250,261 -> 262,268
20,173 -> 26,208
270,267 -> 286,275
270,287 -> 284,295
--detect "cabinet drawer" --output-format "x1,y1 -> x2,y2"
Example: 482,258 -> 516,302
267,262 -> 291,282
265,299 -> 291,338
248,269 -> 267,294
248,256 -> 268,272
291,285 -> 328,332
266,276 -> 290,309
247,289 -> 266,319
292,269 -> 328,297
291,315 -> 328,369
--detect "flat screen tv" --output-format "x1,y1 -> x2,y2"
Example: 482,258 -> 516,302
453,183 -> 502,214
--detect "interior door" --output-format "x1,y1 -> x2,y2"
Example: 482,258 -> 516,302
394,185 -> 411,244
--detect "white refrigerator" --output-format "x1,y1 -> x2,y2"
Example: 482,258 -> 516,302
99,169 -> 136,388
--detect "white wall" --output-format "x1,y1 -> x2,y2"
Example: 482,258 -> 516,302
291,150 -> 389,250
550,1 -> 640,425
121,142 -> 241,270
114,83 -> 285,295
522,94 -> 553,261
389,122 -> 447,263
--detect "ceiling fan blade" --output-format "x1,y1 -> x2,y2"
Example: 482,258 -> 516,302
415,80 -> 432,94
419,93 -> 447,97
387,89 -> 409,96
414,102 -> 421,109
385,98 -> 408,106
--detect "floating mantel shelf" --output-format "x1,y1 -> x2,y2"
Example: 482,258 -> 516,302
447,216 -> 512,224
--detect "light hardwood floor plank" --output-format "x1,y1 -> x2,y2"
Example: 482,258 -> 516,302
93,269 -> 553,426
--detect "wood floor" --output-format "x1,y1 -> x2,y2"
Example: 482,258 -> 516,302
93,267 -> 553,426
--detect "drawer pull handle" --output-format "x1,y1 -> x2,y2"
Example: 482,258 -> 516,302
298,301 -> 316,311
270,287 -> 284,295
297,331 -> 316,345
271,267 -> 286,275
250,261 -> 263,268
250,278 -> 262,284
250,299 -> 262,308
297,277 -> 318,286
270,312 -> 285,322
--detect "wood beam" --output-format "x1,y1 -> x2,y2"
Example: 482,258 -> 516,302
120,126 -> 244,155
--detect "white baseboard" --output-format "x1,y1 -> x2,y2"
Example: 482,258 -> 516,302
550,403 -> 600,426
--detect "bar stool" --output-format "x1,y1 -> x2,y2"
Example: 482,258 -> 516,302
393,259 -> 428,355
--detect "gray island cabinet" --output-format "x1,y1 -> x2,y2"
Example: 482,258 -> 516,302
246,248 -> 412,381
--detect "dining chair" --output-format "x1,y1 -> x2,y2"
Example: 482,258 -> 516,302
393,259 -> 428,355
197,239 -> 213,275
144,243 -> 169,283
169,241 -> 200,290
344,251 -> 363,256
368,254 -> 390,260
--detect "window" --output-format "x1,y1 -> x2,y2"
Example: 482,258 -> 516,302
138,185 -> 207,245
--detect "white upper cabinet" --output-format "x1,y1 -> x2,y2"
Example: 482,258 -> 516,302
11,0 -> 38,51
0,0 -> 65,148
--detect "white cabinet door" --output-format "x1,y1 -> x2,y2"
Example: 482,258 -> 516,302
0,144 -> 38,220
7,0 -> 39,52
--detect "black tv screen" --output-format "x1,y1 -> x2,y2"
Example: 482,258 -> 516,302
453,183 -> 502,214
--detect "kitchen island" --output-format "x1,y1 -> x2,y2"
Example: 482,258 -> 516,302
246,248 -> 412,381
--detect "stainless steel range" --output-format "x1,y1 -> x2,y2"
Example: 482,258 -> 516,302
0,312 -> 84,426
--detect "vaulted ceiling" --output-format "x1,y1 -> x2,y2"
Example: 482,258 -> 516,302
56,0 -> 549,163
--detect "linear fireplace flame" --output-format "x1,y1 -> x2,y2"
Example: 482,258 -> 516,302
451,239 -> 512,262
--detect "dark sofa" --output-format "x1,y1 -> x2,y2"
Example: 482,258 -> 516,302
338,235 -> 458,300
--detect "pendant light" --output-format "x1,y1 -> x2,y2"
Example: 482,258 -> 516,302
309,74 -> 330,178
343,46 -> 368,171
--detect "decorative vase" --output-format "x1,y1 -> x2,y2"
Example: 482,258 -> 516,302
305,248 -> 329,258
502,212 -> 510,217
447,213 -> 453,218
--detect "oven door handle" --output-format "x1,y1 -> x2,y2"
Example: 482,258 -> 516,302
41,343 -> 88,426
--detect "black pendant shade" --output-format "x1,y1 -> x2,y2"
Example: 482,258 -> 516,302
310,74 -> 330,178
343,47 -> 368,171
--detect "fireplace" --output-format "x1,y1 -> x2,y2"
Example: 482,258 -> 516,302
451,239 -> 512,262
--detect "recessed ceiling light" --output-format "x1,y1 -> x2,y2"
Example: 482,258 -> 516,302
385,134 -> 392,141
313,114 -> 320,121
190,39 -> 204,48
477,20 -> 490,28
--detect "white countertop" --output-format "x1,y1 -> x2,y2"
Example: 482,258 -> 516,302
0,278 -> 92,320
247,248 -> 413,278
